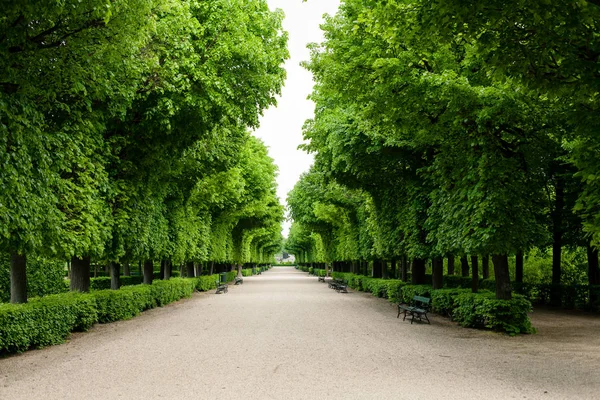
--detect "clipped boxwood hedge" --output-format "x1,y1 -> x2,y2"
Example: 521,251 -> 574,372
0,277 -> 217,355
323,271 -> 534,334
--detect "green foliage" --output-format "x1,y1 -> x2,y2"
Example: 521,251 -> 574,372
453,292 -> 535,335
0,278 -> 199,354
0,292 -> 97,354
431,289 -> 473,317
195,274 -> 219,292
0,256 -> 68,303
399,285 -> 432,304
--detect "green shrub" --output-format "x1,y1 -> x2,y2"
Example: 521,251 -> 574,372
385,280 -> 406,303
0,292 -> 98,354
242,269 -> 253,277
195,274 -> 219,291
444,276 -> 473,289
399,285 -> 431,304
453,292 -> 534,335
0,278 -> 200,354
431,288 -> 474,317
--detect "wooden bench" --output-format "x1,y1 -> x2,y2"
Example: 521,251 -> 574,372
397,295 -> 431,324
215,280 -> 228,294
318,276 -> 325,282
234,276 -> 243,285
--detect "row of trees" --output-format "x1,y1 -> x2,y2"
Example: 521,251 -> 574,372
1,0 -> 288,303
286,0 -> 600,301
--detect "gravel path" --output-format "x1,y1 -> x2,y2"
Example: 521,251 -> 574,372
1,267 -> 599,399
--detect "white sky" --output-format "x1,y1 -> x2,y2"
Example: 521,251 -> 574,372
253,0 -> 341,238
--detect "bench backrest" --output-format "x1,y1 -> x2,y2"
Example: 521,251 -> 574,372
413,295 -> 431,309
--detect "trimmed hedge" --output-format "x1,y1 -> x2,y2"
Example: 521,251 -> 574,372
0,292 -> 97,354
0,277 -> 208,355
323,271 -> 534,334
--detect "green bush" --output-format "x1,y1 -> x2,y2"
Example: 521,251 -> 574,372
431,288 -> 476,317
0,292 -> 98,354
195,274 -> 219,291
242,269 -> 253,277
0,278 -> 199,354
453,292 -> 534,335
399,285 -> 431,304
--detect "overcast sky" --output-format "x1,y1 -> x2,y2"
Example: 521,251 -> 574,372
253,0 -> 341,237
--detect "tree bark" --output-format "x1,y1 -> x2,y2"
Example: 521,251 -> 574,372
432,257 -> 443,289
471,255 -> 479,293
372,259 -> 383,278
109,262 -> 120,290
551,176 -> 564,306
71,255 -> 91,292
447,256 -> 455,276
515,251 -> 524,283
209,261 -> 214,275
411,258 -> 426,284
482,255 -> 489,279
588,244 -> 600,285
143,260 -> 154,285
123,262 -> 131,276
237,263 -> 243,278
492,255 -> 512,300
10,252 -> 27,303
382,260 -> 389,279
401,256 -> 408,282
460,256 -> 470,277
160,260 -> 166,280
186,261 -> 195,278
161,259 -> 169,280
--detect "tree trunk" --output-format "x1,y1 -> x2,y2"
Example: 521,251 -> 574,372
160,260 -> 166,280
588,244 -> 600,285
325,262 -> 330,277
482,255 -> 489,279
432,257 -> 443,289
71,255 -> 91,292
164,260 -> 172,280
411,258 -> 426,284
551,177 -> 564,306
382,260 -> 389,279
143,260 -> 154,285
447,256 -> 455,276
237,263 -> 243,278
372,259 -> 383,278
390,259 -> 396,279
460,256 -> 470,277
492,255 -> 512,300
93,262 -> 98,278
10,252 -> 27,304
401,256 -> 408,282
109,262 -> 120,290
123,262 -> 131,276
186,261 -> 195,278
67,260 -> 72,280
515,251 -> 524,284
471,255 -> 479,293
138,261 -> 142,276
209,261 -> 214,275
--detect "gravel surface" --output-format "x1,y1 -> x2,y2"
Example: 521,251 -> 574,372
1,267 -> 599,399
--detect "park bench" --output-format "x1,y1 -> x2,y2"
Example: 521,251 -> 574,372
328,279 -> 348,293
234,276 -> 243,285
397,295 -> 431,324
215,280 -> 228,294
318,276 -> 325,282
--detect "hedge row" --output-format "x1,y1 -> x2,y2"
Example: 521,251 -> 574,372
320,271 -> 534,335
0,270 -> 251,355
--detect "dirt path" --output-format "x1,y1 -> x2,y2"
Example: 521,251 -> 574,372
1,267 -> 599,399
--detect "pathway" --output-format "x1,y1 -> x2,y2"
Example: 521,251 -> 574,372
1,267 -> 599,399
